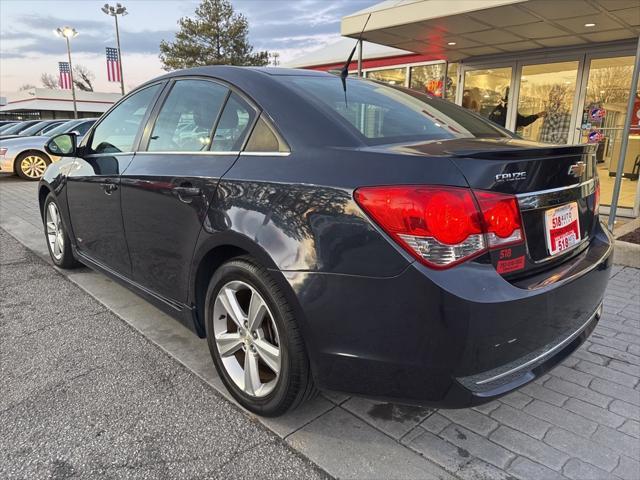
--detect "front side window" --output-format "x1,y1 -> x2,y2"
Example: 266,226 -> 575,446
281,76 -> 507,145
148,80 -> 228,152
90,84 -> 161,154
211,93 -> 256,151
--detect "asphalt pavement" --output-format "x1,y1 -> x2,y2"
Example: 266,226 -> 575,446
0,228 -> 329,480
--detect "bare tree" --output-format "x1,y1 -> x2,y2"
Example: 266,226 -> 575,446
18,84 -> 36,91
73,64 -> 95,92
41,73 -> 59,89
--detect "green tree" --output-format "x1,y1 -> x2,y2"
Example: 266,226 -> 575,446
159,0 -> 269,70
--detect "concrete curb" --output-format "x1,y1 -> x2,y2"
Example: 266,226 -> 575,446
613,218 -> 640,268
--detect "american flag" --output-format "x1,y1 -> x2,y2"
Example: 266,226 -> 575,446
106,47 -> 121,82
59,62 -> 72,89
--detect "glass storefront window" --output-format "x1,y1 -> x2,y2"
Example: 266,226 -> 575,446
410,63 -> 445,96
579,56 -> 639,209
366,67 -> 406,86
409,63 -> 458,101
517,61 -> 579,144
446,63 -> 458,101
462,67 -> 512,121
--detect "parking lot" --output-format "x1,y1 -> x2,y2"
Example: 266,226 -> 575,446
1,174 -> 639,480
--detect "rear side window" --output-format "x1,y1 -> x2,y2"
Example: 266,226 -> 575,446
245,115 -> 289,153
148,80 -> 228,152
90,84 -> 161,154
211,93 -> 255,152
280,76 -> 508,145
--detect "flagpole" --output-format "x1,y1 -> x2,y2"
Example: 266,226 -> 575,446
65,38 -> 78,119
102,3 -> 127,96
114,14 -> 125,95
56,26 -> 78,119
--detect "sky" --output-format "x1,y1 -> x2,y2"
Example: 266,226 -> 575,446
0,0 -> 372,96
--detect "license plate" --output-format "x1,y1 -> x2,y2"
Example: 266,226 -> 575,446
545,202 -> 581,256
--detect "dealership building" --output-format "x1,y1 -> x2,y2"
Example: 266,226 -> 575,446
0,88 -> 120,121
288,0 -> 640,218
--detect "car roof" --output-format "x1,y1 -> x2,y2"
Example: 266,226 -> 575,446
151,65 -> 330,83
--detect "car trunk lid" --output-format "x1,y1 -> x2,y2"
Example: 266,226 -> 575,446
390,138 -> 599,277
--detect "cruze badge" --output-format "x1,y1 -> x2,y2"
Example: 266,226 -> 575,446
495,171 -> 526,183
568,161 -> 586,178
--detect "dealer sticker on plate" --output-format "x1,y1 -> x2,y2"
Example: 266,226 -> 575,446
545,202 -> 581,256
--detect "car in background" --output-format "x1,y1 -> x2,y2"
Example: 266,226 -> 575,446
0,118 -> 96,180
0,122 -> 20,133
0,119 -> 66,140
0,120 -> 43,139
38,67 -> 611,416
0,120 -> 18,127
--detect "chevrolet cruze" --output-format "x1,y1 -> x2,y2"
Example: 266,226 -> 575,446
38,67 -> 612,416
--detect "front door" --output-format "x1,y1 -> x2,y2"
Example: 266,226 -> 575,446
120,79 -> 258,303
66,83 -> 164,274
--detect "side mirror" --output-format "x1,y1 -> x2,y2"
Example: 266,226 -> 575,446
45,133 -> 77,157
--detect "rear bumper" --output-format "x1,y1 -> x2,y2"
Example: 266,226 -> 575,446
288,223 -> 613,407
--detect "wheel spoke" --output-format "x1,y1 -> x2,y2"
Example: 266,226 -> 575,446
243,352 -> 261,396
247,290 -> 267,331
48,204 -> 58,225
254,338 -> 280,374
46,221 -> 56,234
220,287 -> 247,328
215,332 -> 243,357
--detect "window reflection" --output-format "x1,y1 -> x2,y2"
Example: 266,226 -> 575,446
462,67 -> 512,120
517,61 -> 579,144
366,67 -> 406,86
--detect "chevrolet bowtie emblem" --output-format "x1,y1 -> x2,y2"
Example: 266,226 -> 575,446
568,161 -> 586,178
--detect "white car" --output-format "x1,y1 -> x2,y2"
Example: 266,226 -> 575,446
0,118 -> 96,180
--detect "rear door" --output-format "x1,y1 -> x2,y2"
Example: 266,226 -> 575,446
120,78 -> 258,303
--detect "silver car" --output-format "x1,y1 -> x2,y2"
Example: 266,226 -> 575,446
0,119 -> 96,180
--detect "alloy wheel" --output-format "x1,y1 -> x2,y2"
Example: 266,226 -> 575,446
213,280 -> 281,397
20,155 -> 48,179
46,202 -> 64,260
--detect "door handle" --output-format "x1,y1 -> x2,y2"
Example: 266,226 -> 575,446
174,184 -> 202,203
100,182 -> 118,195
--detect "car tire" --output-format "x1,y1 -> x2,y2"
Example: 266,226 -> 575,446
43,193 -> 80,269
15,151 -> 51,181
205,256 -> 317,416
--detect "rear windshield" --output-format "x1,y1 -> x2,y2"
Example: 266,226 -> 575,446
280,76 -> 509,145
19,121 -> 53,136
45,120 -> 81,137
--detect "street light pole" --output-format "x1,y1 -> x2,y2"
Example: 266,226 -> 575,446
102,3 -> 127,96
56,26 -> 78,119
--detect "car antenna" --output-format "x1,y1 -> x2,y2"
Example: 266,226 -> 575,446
340,13 -> 371,106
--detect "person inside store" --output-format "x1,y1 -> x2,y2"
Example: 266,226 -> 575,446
539,84 -> 571,144
489,87 -> 545,129
462,87 -> 482,113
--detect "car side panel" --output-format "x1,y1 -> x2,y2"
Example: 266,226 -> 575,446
199,148 -> 469,277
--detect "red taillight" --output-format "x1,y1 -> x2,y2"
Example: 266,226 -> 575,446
354,185 -> 524,269
474,191 -> 523,248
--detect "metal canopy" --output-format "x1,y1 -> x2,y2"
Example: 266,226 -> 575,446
342,0 -> 640,61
